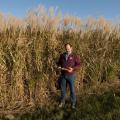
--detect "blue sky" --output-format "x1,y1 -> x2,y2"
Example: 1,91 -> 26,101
0,0 -> 120,20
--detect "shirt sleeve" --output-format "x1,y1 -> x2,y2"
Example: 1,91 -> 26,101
73,54 -> 81,71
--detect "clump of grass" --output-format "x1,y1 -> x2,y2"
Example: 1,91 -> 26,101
1,85 -> 120,120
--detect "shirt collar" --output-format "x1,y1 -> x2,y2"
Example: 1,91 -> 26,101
66,52 -> 72,55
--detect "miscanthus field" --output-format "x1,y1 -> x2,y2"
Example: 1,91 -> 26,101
0,6 -> 120,120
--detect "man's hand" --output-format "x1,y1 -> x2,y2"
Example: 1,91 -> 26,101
67,67 -> 73,73
57,66 -> 62,70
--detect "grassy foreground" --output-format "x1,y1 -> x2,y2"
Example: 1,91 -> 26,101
1,83 -> 120,120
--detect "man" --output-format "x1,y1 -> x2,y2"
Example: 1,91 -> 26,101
57,43 -> 81,109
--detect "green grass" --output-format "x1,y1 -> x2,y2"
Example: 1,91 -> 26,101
1,85 -> 120,120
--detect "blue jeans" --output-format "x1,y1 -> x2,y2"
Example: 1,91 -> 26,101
59,74 -> 76,104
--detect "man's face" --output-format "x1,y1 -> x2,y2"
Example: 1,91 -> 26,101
65,44 -> 72,54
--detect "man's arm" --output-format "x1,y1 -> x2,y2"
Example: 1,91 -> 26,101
56,54 -> 70,71
73,54 -> 81,71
